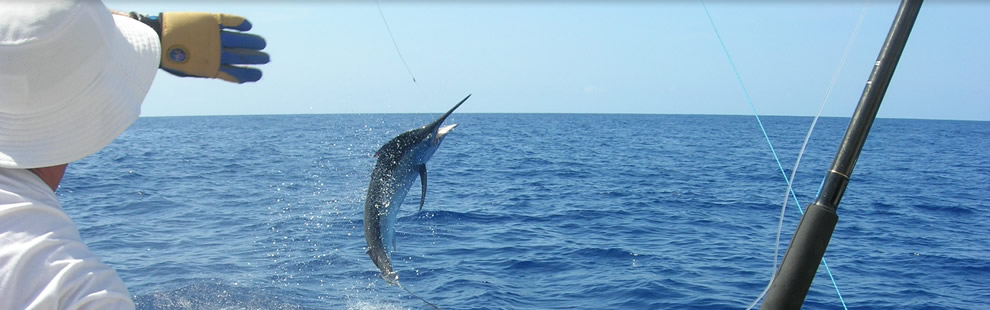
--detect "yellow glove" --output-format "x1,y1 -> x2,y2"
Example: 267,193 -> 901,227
135,12 -> 269,83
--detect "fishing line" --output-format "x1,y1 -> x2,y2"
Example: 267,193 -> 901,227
372,4 -> 445,308
375,0 -> 440,120
376,0 -> 418,84
697,5 -> 794,306
762,2 -> 870,309
699,0 -> 866,309
398,282 -> 443,310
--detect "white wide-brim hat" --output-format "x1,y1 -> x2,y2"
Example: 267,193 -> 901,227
0,0 -> 160,169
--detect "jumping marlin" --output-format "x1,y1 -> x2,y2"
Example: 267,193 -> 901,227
363,95 -> 470,303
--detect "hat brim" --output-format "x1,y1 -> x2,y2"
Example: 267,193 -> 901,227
0,7 -> 160,169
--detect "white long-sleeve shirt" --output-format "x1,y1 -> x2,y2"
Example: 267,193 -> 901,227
0,168 -> 133,310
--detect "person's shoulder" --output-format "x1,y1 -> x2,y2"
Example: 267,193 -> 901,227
0,168 -> 59,211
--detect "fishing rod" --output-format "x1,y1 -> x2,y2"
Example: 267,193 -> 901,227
759,0 -> 923,309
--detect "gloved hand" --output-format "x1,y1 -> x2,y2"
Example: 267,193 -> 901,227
132,12 -> 269,83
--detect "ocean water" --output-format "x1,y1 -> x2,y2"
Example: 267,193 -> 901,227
56,114 -> 989,309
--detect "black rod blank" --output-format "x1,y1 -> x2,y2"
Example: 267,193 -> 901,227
759,0 -> 923,309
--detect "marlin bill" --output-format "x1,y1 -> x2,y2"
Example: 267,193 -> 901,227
364,94 -> 470,285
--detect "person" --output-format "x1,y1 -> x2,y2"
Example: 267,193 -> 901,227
0,1 -> 269,309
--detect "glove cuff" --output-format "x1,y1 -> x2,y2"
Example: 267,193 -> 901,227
128,12 -> 162,39
160,12 -> 222,78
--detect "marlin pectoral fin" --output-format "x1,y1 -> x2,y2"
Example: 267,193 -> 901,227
418,164 -> 427,212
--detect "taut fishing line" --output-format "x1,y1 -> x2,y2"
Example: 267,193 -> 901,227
399,282 -> 443,310
761,2 -> 870,309
376,0 -> 440,119
372,1 -> 444,309
699,0 -> 869,309
376,0 -> 417,84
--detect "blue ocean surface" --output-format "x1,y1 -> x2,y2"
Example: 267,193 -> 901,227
58,114 -> 989,309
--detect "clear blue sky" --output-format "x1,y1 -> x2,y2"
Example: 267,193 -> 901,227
105,1 -> 989,121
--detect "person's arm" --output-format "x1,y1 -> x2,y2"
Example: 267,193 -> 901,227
116,10 -> 270,83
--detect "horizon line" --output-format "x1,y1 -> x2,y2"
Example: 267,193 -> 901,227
137,112 -> 988,122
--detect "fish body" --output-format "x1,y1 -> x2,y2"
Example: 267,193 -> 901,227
364,94 -> 470,284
